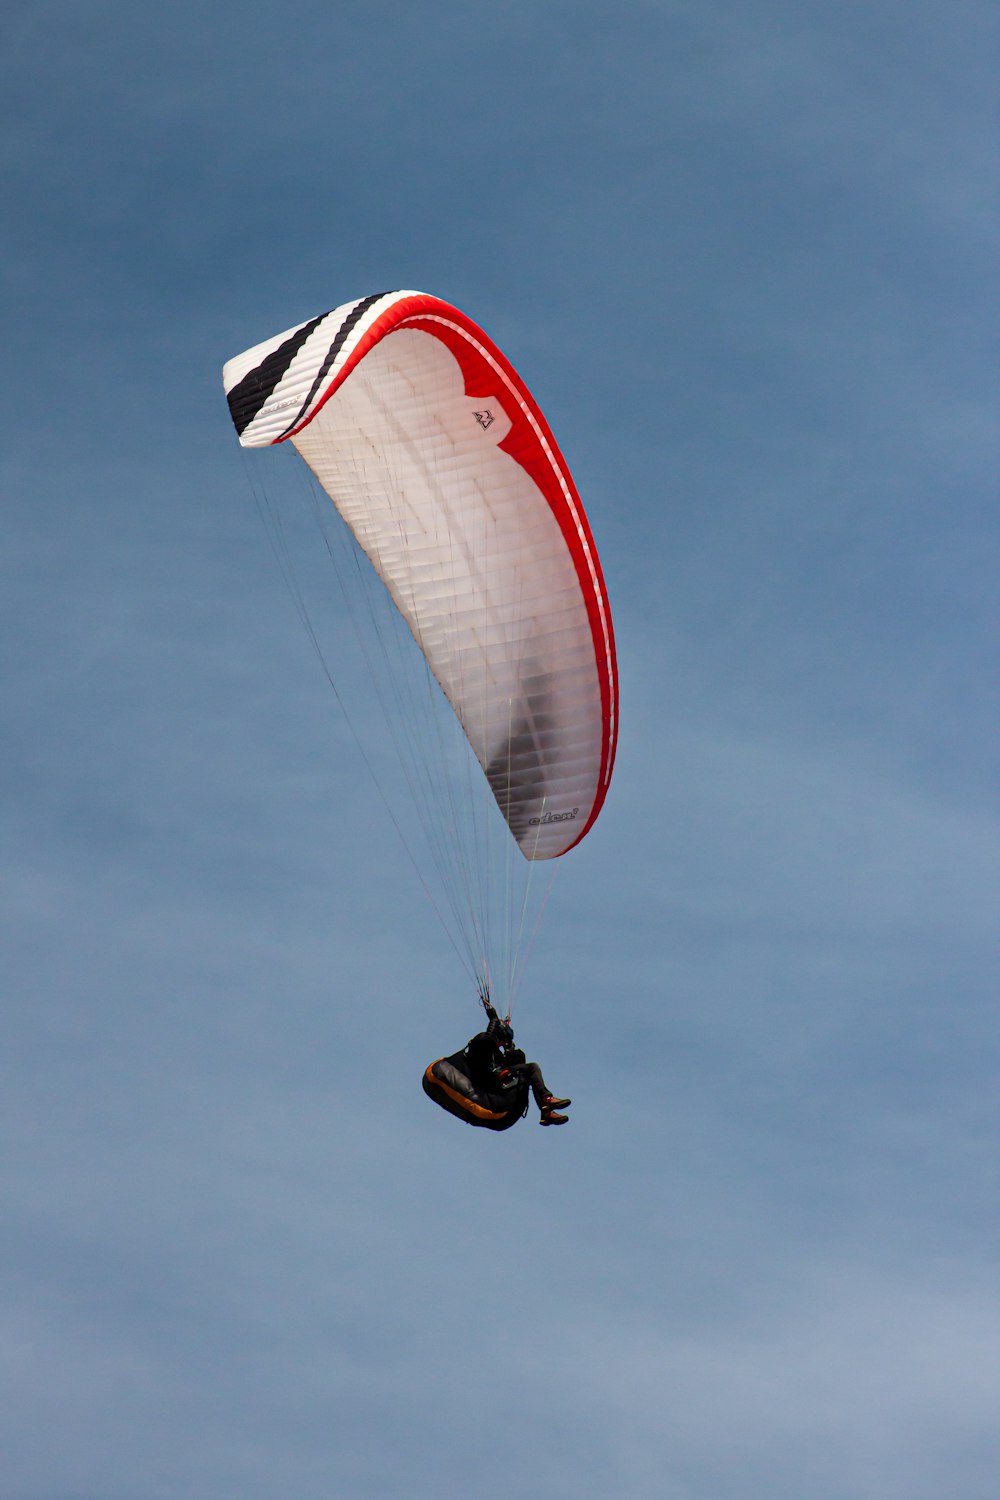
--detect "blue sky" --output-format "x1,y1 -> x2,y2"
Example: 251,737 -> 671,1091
3,2 -> 998,1497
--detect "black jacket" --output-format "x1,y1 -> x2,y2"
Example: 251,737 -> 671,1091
464,1018 -> 519,1091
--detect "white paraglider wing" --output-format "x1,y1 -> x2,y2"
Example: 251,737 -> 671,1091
224,290 -> 617,861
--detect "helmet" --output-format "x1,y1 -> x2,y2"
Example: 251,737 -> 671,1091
495,1020 -> 515,1049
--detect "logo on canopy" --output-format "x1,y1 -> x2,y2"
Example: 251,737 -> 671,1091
473,408 -> 495,429
529,807 -> 580,827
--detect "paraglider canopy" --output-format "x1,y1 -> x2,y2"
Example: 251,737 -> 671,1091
224,290 -> 618,861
